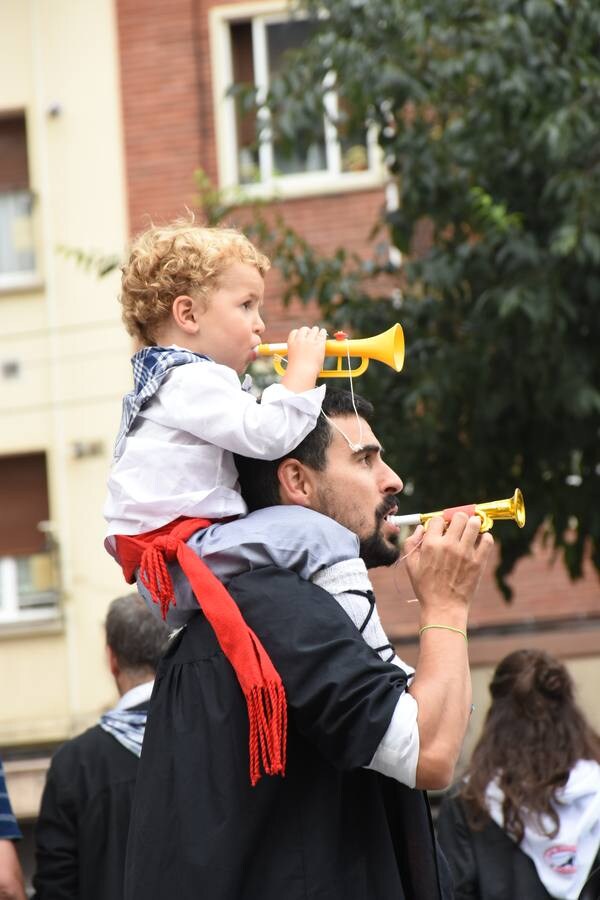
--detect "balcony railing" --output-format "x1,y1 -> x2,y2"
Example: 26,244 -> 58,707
0,552 -> 60,624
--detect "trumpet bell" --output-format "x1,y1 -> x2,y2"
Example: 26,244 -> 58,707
339,324 -> 405,374
475,489 -> 526,531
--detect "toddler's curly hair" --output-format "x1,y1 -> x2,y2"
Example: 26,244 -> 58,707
120,220 -> 271,345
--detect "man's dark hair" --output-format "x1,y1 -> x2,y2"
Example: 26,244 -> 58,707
105,593 -> 170,674
235,387 -> 373,511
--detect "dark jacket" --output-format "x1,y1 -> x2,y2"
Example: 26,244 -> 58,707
437,789 -> 600,900
32,701 -> 148,900
124,566 -> 452,900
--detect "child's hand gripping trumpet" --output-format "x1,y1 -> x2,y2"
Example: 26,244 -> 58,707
280,326 -> 328,393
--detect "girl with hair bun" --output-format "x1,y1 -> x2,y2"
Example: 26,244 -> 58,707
437,649 -> 600,899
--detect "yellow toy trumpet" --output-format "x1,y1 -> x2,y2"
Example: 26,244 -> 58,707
388,489 -> 526,533
256,324 -> 405,378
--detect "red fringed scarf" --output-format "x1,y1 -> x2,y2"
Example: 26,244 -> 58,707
115,517 -> 287,786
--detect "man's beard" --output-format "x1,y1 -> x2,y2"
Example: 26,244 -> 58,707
360,530 -> 400,569
360,496 -> 401,569
314,486 -> 401,569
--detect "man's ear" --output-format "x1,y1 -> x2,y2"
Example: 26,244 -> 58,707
276,458 -> 316,507
172,294 -> 201,334
106,645 -> 120,679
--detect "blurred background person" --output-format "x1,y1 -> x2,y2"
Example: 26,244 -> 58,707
0,753 -> 26,900
32,593 -> 169,900
437,648 -> 600,899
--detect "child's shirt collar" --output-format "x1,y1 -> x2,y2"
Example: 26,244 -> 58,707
114,345 -> 210,459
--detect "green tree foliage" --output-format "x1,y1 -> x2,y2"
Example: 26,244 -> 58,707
216,0 -> 600,595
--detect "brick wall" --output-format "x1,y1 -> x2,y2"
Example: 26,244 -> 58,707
115,0 -> 385,334
230,190 -> 384,333
116,0 -> 207,235
371,537 -> 600,666
0,113 -> 29,191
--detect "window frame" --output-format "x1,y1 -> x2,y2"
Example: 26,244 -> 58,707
0,450 -> 60,627
0,110 -> 40,293
209,1 -> 385,199
0,553 -> 60,626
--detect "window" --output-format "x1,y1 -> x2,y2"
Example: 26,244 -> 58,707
0,112 -> 37,289
211,6 -> 383,197
0,453 -> 59,625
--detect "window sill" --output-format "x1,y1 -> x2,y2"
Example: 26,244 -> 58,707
223,169 -> 385,203
0,272 -> 44,296
0,609 -> 63,639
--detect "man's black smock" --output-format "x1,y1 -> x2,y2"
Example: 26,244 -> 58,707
33,701 -> 148,900
124,568 -> 452,900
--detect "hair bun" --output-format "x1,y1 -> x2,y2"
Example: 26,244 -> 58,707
537,663 -> 569,699
490,649 -> 573,707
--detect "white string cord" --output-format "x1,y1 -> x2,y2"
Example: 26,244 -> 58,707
320,339 -> 364,451
275,335 -> 364,451
392,533 -> 425,604
397,534 -> 424,564
321,411 -> 365,452
343,340 -> 364,449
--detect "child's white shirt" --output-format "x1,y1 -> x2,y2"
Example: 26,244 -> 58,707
103,356 -> 325,546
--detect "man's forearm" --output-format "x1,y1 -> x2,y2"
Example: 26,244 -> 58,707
409,622 -> 472,790
0,841 -> 26,900
403,513 -> 493,789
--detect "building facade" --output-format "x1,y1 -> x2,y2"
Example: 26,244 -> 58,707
1,0 -> 599,882
0,0 -> 131,832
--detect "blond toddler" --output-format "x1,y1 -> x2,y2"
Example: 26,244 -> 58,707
104,222 -> 329,542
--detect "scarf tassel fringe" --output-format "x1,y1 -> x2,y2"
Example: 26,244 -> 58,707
247,682 -> 287,786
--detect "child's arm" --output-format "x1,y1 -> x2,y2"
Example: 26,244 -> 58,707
159,360 -> 325,460
280,326 -> 327,393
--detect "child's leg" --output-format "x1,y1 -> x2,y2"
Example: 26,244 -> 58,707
311,559 -> 412,671
191,505 -> 360,582
138,505 -> 409,671
137,506 -> 357,627
196,506 -> 410,671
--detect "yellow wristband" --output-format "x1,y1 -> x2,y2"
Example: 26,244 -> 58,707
419,624 -> 468,643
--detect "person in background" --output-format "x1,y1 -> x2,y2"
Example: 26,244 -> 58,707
0,754 -> 26,900
32,593 -> 169,900
437,648 -> 600,900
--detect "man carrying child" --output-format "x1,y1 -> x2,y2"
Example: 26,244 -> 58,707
104,221 -> 492,898
122,385 -> 491,899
